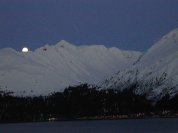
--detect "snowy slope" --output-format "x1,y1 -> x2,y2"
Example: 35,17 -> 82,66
0,40 -> 141,95
101,28 -> 178,100
140,28 -> 178,65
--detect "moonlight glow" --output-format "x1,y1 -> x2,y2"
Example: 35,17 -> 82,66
22,47 -> 29,53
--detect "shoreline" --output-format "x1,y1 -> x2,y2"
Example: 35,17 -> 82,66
1,115 -> 178,124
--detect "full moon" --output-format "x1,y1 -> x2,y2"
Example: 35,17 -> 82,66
22,47 -> 29,53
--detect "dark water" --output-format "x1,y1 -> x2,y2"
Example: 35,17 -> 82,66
0,118 -> 178,133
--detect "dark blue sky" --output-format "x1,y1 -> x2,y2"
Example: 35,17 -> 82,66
0,0 -> 178,51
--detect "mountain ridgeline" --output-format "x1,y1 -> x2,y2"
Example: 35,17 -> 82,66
0,40 -> 140,95
0,29 -> 178,100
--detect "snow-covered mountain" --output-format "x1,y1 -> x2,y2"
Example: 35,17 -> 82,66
101,28 -> 178,100
0,40 -> 141,95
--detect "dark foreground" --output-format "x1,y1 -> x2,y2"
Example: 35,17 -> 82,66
0,118 -> 178,133
1,84 -> 178,123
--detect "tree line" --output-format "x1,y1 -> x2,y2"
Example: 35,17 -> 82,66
0,84 -> 178,123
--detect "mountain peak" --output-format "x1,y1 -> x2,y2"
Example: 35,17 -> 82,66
162,28 -> 178,41
56,40 -> 75,48
57,40 -> 71,44
34,40 -> 76,52
151,28 -> 178,50
139,28 -> 178,65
